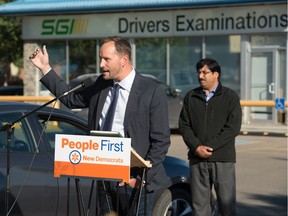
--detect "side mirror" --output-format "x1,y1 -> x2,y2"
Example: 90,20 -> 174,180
171,88 -> 182,97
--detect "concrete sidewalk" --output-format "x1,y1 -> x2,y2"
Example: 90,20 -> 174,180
241,122 -> 287,137
169,133 -> 287,216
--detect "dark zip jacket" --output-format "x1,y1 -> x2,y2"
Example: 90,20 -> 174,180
179,82 -> 242,163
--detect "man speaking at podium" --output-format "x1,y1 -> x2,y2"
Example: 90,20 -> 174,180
29,36 -> 171,215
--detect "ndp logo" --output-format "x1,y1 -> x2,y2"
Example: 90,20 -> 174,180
41,18 -> 88,35
69,150 -> 81,164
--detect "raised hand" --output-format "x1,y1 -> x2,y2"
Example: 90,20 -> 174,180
29,45 -> 52,74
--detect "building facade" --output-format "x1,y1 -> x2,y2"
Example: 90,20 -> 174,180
0,0 -> 287,125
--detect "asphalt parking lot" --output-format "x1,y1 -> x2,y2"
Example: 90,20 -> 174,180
169,133 -> 287,216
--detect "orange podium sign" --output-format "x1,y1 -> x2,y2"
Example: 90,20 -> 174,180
54,134 -> 131,182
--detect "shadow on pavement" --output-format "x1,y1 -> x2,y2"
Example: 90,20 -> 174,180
237,194 -> 287,216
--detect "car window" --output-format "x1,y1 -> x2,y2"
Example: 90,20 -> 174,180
0,114 -> 32,152
173,73 -> 191,85
38,116 -> 87,151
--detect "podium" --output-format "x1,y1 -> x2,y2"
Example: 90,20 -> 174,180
131,148 -> 152,168
54,133 -> 152,215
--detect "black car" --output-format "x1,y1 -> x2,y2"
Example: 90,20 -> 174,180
0,102 -> 192,216
68,73 -> 183,129
0,86 -> 23,95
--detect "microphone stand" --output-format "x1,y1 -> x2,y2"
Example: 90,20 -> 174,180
0,77 -> 91,215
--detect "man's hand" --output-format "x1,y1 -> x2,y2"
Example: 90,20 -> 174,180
195,145 -> 213,159
29,45 -> 52,74
118,178 -> 145,188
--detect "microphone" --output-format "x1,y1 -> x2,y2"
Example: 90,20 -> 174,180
59,77 -> 93,98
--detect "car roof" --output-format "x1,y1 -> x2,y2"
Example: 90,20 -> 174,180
0,101 -> 55,110
0,85 -> 23,95
69,73 -> 100,88
0,101 -> 43,110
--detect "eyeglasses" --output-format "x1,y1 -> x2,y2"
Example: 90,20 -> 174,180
195,71 -> 213,76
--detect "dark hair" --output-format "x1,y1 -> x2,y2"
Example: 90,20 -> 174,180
101,36 -> 131,60
196,58 -> 221,79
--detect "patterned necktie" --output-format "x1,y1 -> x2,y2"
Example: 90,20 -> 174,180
102,83 -> 120,131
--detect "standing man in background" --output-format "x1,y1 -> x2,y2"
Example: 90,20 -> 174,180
29,36 -> 171,216
179,58 -> 242,216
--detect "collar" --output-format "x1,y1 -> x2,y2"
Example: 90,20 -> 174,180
202,84 -> 218,95
115,68 -> 135,92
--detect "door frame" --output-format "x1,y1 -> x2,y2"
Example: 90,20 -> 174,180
247,47 -> 281,124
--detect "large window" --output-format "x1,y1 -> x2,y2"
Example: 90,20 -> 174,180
205,35 -> 241,95
135,37 -> 202,96
169,37 -> 202,96
38,36 -> 245,98
42,41 -> 67,79
41,40 -> 97,81
39,40 -> 97,95
135,38 -> 166,78
69,40 -> 97,80
39,41 -> 66,95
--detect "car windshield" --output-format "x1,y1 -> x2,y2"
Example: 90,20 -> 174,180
38,115 -> 87,151
0,114 -> 32,152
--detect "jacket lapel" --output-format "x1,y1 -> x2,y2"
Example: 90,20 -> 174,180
124,74 -> 141,131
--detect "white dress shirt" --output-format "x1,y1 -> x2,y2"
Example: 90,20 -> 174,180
100,69 -> 136,137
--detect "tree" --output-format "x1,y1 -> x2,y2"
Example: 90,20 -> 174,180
0,0 -> 23,86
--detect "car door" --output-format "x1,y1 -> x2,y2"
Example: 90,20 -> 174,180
0,110 -> 97,216
161,83 -> 183,129
0,112 -> 54,216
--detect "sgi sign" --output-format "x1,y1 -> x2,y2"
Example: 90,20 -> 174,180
41,18 -> 88,35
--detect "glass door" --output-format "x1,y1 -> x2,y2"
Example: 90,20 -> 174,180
250,51 -> 273,121
250,48 -> 284,123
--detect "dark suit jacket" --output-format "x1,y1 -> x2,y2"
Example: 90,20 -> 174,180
41,70 -> 171,191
